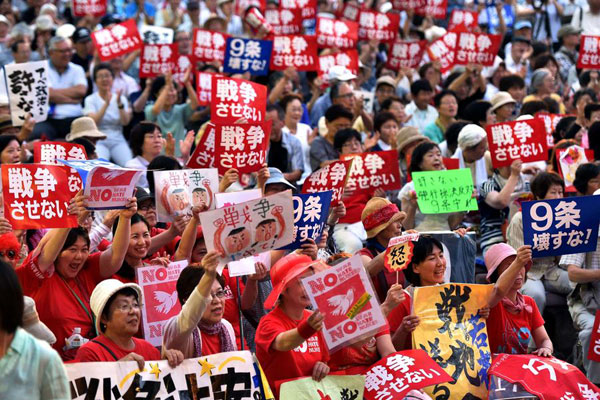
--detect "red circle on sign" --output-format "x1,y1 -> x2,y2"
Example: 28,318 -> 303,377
324,273 -> 338,287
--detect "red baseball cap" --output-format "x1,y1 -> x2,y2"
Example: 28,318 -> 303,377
264,253 -> 314,310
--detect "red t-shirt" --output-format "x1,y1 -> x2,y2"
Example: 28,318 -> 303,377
386,293 -> 413,350
487,295 -> 544,354
328,326 -> 390,374
255,307 -> 329,397
98,226 -> 179,258
221,268 -> 248,350
16,252 -> 103,361
339,192 -> 370,224
75,334 -> 160,362
201,331 -> 221,356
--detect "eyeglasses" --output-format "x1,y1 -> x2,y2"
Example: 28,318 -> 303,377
115,303 -> 140,313
342,139 -> 361,148
210,290 -> 226,299
139,203 -> 156,211
0,250 -> 18,260
336,92 -> 354,99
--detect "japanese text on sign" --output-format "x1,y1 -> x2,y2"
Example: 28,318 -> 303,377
91,19 -> 142,61
196,72 -> 216,106
415,0 -> 448,20
316,17 -> 358,49
341,150 -> 402,195
318,50 -> 359,78
486,118 -> 548,168
384,233 -> 419,272
455,32 -> 502,66
34,142 -> 87,165
214,121 -> 271,175
211,76 -> 267,124
265,9 -> 303,35
412,169 -> 478,214
5,60 -> 49,126
302,159 -> 352,206
271,35 -> 318,71
391,0 -> 427,10
187,124 -> 216,169
427,32 -> 457,73
449,9 -> 478,30
578,35 -> 600,69
72,0 -> 106,16
387,40 -> 427,70
280,0 -> 317,20
536,112 -> 574,148
140,43 -> 177,78
358,11 -> 399,42
223,37 -> 272,76
191,28 -> 229,63
280,191 -> 333,250
337,3 -> 360,21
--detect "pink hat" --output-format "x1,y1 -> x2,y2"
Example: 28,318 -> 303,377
264,253 -> 314,310
484,243 -> 531,282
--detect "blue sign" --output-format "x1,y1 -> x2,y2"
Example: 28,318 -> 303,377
280,191 -> 333,250
223,37 -> 272,76
522,195 -> 600,258
58,158 -> 117,188
485,4 -> 514,33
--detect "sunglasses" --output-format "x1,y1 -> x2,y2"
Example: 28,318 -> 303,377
0,250 -> 19,260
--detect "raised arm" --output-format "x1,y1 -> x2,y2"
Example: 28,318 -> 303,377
151,73 -> 172,117
174,207 -> 203,262
487,245 -> 532,309
272,310 -> 324,352
147,214 -> 187,255
98,197 -> 137,278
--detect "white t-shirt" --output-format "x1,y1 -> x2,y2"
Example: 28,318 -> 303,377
283,122 -> 313,183
83,92 -> 129,139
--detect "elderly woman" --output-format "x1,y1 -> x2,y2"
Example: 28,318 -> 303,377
523,68 -> 566,114
125,122 -> 165,189
423,90 -> 458,144
0,134 -> 22,164
395,126 -> 429,182
452,124 -> 490,188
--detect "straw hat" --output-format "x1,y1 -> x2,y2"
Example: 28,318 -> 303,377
66,117 -> 107,141
264,253 -> 314,309
361,197 -> 406,239
490,91 -> 516,112
90,279 -> 143,334
396,126 -> 428,154
23,296 -> 57,344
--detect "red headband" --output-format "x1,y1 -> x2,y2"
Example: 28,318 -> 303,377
363,203 -> 400,231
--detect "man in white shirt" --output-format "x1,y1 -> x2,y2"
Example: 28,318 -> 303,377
572,0 -> 600,35
404,79 -> 438,134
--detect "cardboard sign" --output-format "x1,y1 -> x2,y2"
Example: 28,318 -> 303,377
340,150 -> 402,195
223,37 -> 272,76
536,112 -> 574,148
214,121 -> 271,175
211,76 -> 267,124
140,25 -> 174,44
391,0 -> 427,10
265,8 -> 303,35
318,50 -> 359,79
72,0 -> 106,16
449,9 -> 479,31
413,283 -> 494,399
33,141 -> 87,164
415,0 -> 448,19
588,310 -> 600,363
191,28 -> 229,63
140,43 -> 178,78
301,254 -> 388,352
302,159 -> 352,206
91,19 -> 143,61
455,32 -> 502,66
557,145 -> 593,192
65,351 -> 271,399
386,40 -> 428,70
363,350 -> 453,400
187,123 -> 216,169
487,119 -> 548,168
59,159 -> 143,210
523,196 -> 600,258
412,169 -> 478,214
427,31 -> 457,74
2,164 -> 79,229
280,375 -> 365,400
338,3 -> 361,21
316,17 -> 359,49
489,354 -> 600,400
154,168 -> 219,222
135,260 -> 187,347
270,35 -> 318,71
384,233 -> 419,272
280,191 -> 333,250
578,35 -> 600,69
5,60 -> 49,126
280,0 -> 317,20
358,10 -> 400,42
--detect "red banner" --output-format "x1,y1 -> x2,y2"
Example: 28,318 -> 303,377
578,35 -> 600,69
210,76 -> 267,124
2,164 -> 79,229
427,31 -> 457,74
589,310 -> 600,363
191,29 -> 229,64
364,350 -> 453,400
214,121 -> 272,175
270,35 -> 318,71
316,17 -> 358,49
415,0 -> 448,19
387,40 -> 427,70
33,142 -> 87,164
318,50 -> 359,78
196,72 -> 216,106
449,9 -> 478,31
91,19 -> 142,61
140,44 -> 178,78
302,159 -> 352,206
337,3 -> 361,21
358,11 -> 399,42
280,0 -> 317,20
72,0 -> 106,17
340,150 -> 402,195
265,9 -> 303,35
391,0 -> 427,10
486,119 -> 548,168
489,354 -> 600,400
454,32 -> 502,66
536,112 -> 574,148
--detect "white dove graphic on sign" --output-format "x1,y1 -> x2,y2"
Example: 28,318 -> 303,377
100,170 -> 124,181
327,288 -> 355,316
154,291 -> 178,314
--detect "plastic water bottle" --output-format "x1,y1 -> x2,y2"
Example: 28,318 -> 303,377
64,327 -> 89,351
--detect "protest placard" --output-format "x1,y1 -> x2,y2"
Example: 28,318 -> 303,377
384,233 -> 420,273
522,196 -> 600,257
302,159 -> 353,206
363,350 -> 453,400
486,119 -> 548,168
191,28 -> 229,63
415,0 -> 448,19
140,25 -> 174,44
2,164 -> 79,229
578,35 -> 600,69
59,159 -> 143,210
280,375 -> 365,400
72,0 -> 106,16
301,254 -> 387,352
5,60 -> 49,126
223,37 -> 272,76
358,10 -> 400,42
340,150 -> 402,195
455,32 -> 502,66
536,112 -> 574,148
215,189 -> 262,208
211,76 -> 267,124
386,40 -> 427,70
140,43 -> 178,78
318,50 -> 359,78
135,260 -> 187,346
228,251 -> 271,277
171,54 -> 192,85
489,353 -> 600,400
91,19 -> 143,61
65,351 -> 270,399
187,123 -> 216,169
427,31 -> 457,74
280,191 -> 333,251
316,17 -> 358,49
236,0 -> 266,15
412,169 -> 478,214
154,168 -> 219,222
588,310 -> 600,363
556,145 -> 593,192
265,8 -> 303,35
449,9 -> 479,31
280,0 -> 317,20
270,35 -> 318,71
34,141 -> 87,164
337,3 -> 361,21
214,121 -> 271,175
200,190 -> 294,263
196,72 -> 215,106
489,376 -> 537,400
413,283 -> 493,399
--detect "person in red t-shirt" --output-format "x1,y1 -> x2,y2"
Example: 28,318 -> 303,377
255,253 -> 330,397
483,243 -> 553,356
75,279 -> 184,369
16,194 -> 138,361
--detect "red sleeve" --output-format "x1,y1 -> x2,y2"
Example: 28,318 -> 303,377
375,322 -> 391,338
74,343 -> 104,362
387,295 -> 412,334
255,315 -> 285,355
527,296 -> 545,330
97,239 -> 111,252
135,338 -> 161,360
16,252 -> 51,295
81,252 -> 103,284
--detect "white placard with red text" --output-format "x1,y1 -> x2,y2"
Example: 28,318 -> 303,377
91,19 -> 143,61
316,17 -> 358,49
486,119 -> 548,168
